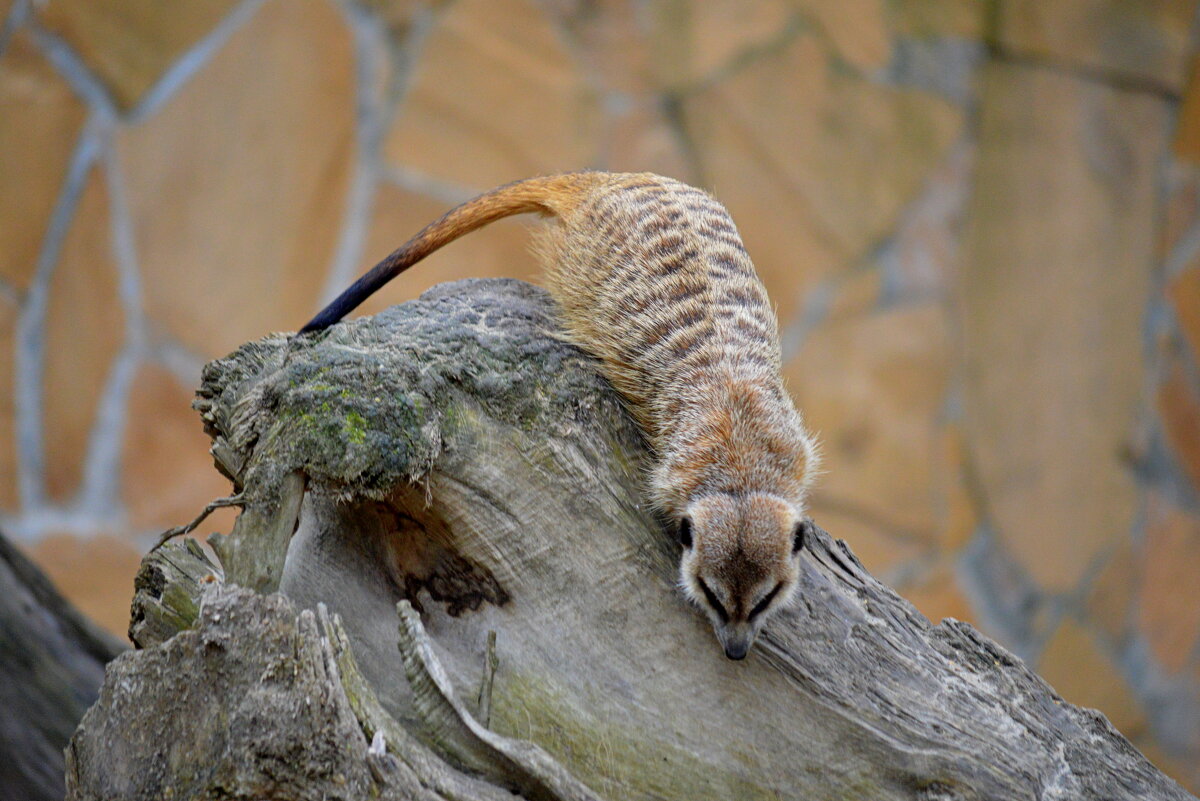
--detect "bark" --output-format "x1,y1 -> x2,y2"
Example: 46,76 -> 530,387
68,279 -> 1195,800
0,530 -> 125,801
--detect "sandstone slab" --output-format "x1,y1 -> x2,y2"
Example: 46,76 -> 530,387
1168,266 -> 1200,363
786,302 -> 952,552
684,32 -> 961,324
998,0 -> 1194,91
384,0 -> 601,190
807,505 -> 927,577
1085,539 -> 1136,644
0,297 -> 17,509
36,0 -> 239,111
1038,617 -> 1147,741
0,32 -> 86,290
1138,496 -> 1200,674
121,363 -> 236,536
603,104 -> 692,179
685,0 -> 795,81
42,166 -> 123,501
1174,57 -> 1200,162
542,1 -> 658,96
962,62 -> 1165,592
355,182 -> 540,319
691,33 -> 961,257
899,558 -> 976,626
886,0 -> 988,39
118,0 -> 355,357
26,532 -> 141,639
1157,359 -> 1200,494
351,0 -> 435,35
802,0 -> 891,72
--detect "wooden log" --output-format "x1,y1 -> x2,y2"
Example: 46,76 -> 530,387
69,278 -> 1195,800
0,531 -> 125,801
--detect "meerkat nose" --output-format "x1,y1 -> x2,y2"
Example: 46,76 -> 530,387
724,640 -> 749,660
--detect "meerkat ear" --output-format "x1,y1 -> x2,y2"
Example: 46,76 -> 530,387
792,519 -> 813,554
678,516 -> 694,549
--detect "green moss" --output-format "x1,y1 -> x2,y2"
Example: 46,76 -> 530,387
344,410 -> 368,445
203,280 -> 641,504
160,582 -> 201,629
490,672 -> 783,801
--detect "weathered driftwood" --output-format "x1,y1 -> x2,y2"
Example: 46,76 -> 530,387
0,530 -> 125,801
69,279 -> 1194,800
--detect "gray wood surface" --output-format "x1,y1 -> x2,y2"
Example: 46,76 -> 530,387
68,279 -> 1195,800
0,531 -> 125,801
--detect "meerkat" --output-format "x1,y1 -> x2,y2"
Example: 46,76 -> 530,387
301,171 -> 820,660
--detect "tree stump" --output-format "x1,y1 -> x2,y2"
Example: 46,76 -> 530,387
0,531 -> 125,801
67,279 -> 1195,800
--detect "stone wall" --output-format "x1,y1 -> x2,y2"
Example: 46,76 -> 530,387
1,0 -> 1198,791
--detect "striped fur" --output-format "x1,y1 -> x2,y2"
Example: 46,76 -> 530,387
303,171 -> 821,659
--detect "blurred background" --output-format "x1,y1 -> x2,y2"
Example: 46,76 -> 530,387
1,0 -> 1198,791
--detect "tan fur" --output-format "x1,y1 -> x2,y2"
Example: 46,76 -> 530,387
303,171 -> 821,659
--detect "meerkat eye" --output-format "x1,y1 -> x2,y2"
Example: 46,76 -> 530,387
749,583 -> 783,620
792,519 -> 813,554
697,578 -> 729,623
678,516 -> 693,549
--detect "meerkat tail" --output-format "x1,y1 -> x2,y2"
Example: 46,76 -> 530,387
299,172 -> 602,333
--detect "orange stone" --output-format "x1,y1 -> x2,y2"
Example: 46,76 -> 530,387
121,363 -> 237,535
0,297 -> 17,509
36,0 -> 239,111
886,0 -> 987,39
351,0 -> 429,35
933,425 -> 977,553
1131,737 -> 1196,798
604,105 -> 692,181
1085,539 -> 1136,643
1162,164 -> 1200,260
0,31 -> 87,290
117,0 -> 355,358
899,559 -> 976,625
681,103 -> 842,327
1157,360 -> 1200,494
541,1 -> 657,95
383,0 -> 602,191
687,0 -> 795,81
810,505 -> 925,578
683,32 -> 961,323
963,63 -> 1164,592
693,33 -> 961,257
802,0 -> 892,72
1168,266 -> 1200,364
785,303 -> 951,544
549,0 -> 790,95
1138,496 -> 1200,674
42,166 -> 124,502
998,0 -> 1194,91
824,268 -> 882,322
26,533 -> 142,640
1038,617 -> 1147,740
354,183 -> 541,319
1174,57 -> 1200,162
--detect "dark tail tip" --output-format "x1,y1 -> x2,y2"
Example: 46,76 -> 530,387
298,288 -> 364,334
298,310 -> 337,335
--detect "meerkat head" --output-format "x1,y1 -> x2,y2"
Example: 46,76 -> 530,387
676,492 -> 812,660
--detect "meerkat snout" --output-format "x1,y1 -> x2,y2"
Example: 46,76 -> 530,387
677,494 -> 814,659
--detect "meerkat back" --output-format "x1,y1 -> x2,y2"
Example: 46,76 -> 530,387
302,171 -> 820,659
532,174 -> 786,444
